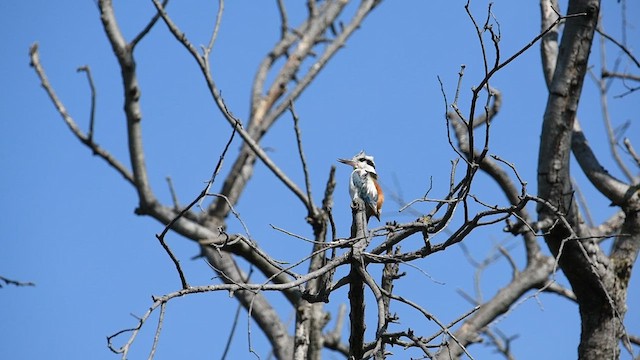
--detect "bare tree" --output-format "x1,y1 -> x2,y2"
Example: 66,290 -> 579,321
28,0 -> 638,359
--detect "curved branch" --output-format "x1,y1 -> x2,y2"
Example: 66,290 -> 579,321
29,44 -> 134,185
435,255 -> 557,359
571,120 -> 629,204
150,0 -> 311,217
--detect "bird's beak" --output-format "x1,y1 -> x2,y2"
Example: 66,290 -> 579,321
337,158 -> 355,166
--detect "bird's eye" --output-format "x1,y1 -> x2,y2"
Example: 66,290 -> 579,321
357,157 -> 375,169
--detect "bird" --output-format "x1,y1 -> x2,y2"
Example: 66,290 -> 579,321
338,150 -> 384,222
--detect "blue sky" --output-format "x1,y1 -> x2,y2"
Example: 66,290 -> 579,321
2,1 -> 639,359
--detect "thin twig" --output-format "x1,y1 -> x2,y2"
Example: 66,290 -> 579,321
165,176 -> 180,210
572,177 -> 594,227
220,268 -> 253,360
155,122 -> 239,289
220,303 -> 243,360
29,44 -> 134,185
594,29 -> 635,181
289,100 -> 316,215
147,301 -> 166,360
207,194 -> 252,241
276,0 -> 288,40
382,289 -> 476,360
0,275 -> 35,288
200,120 -> 239,209
205,0 -> 224,55
623,138 -> 640,167
76,65 -> 97,143
358,266 -> 387,359
602,71 -> 640,82
156,226 -> 190,285
130,0 -> 169,49
596,28 -> 640,68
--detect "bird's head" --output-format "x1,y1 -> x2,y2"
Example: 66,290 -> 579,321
338,150 -> 377,174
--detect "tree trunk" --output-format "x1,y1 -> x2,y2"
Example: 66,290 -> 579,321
536,0 -> 628,359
